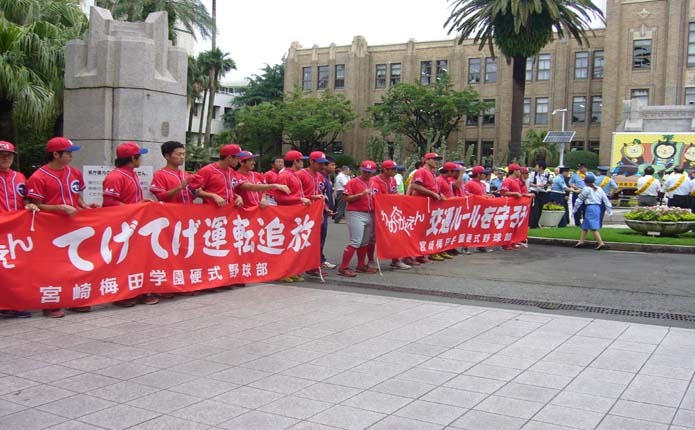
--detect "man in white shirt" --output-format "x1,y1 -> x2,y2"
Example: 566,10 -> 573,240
662,166 -> 691,209
635,165 -> 661,206
394,165 -> 405,194
333,165 -> 351,223
527,161 -> 551,228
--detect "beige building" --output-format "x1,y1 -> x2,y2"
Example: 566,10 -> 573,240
284,0 -> 695,165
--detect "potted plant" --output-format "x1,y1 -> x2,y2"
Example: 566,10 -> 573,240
539,202 -> 566,227
624,206 -> 695,236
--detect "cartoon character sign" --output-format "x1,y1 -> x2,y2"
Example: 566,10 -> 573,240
614,139 -> 644,176
683,144 -> 695,170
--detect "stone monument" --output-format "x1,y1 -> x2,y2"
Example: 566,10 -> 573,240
63,6 -> 187,174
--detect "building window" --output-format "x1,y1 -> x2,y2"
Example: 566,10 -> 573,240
224,107 -> 233,118
591,96 -> 602,123
302,67 -> 312,91
193,102 -> 201,116
593,51 -> 604,79
466,112 -> 479,126
526,58 -> 534,81
468,58 -> 481,83
689,23 -> 695,68
537,54 -> 551,80
465,140 -> 479,164
420,61 -> 432,85
390,63 -> 401,86
212,105 -> 220,119
436,60 -> 448,79
574,52 -> 589,79
331,141 -> 344,154
686,87 -> 695,105
481,141 -> 494,159
335,64 -> 345,89
535,97 -> 549,124
317,65 -> 329,90
485,57 -> 497,83
482,100 -> 495,125
589,141 -> 600,154
570,141 -> 585,151
375,64 -> 387,89
633,39 -> 652,70
631,88 -> 649,106
523,98 -> 531,125
572,96 -> 586,123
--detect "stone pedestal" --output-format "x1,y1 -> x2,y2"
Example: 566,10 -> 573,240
63,6 -> 187,172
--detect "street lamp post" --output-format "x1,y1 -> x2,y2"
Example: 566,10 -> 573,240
552,108 -> 568,166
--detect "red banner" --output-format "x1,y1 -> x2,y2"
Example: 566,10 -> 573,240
0,202 -> 322,310
375,194 -> 531,259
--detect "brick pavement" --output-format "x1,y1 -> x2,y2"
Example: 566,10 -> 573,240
0,284 -> 693,429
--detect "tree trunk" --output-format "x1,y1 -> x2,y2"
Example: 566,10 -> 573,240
187,97 -> 195,134
509,56 -> 527,162
0,99 -> 15,143
197,88 -> 208,146
203,0 -> 217,148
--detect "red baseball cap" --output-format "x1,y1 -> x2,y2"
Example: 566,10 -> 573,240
0,141 -> 16,154
116,141 -> 148,158
471,165 -> 485,175
46,137 -> 80,153
285,150 -> 308,161
309,151 -> 328,163
220,144 -> 242,157
239,151 -> 257,161
423,152 -> 443,160
360,160 -> 377,173
508,163 -> 521,172
443,161 -> 462,171
520,167 -> 529,173
381,160 -> 397,170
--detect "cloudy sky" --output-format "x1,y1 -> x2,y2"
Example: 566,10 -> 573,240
199,0 -> 606,83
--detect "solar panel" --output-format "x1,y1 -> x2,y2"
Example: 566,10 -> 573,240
543,131 -> 576,143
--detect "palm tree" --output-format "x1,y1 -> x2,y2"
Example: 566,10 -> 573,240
200,48 -> 236,147
186,55 -> 206,136
445,0 -> 604,161
521,129 -> 558,166
0,0 -> 88,142
96,0 -> 213,43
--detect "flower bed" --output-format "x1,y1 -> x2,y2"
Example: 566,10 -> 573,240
624,206 -> 695,236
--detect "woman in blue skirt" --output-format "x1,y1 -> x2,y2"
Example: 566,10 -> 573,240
572,173 -> 613,250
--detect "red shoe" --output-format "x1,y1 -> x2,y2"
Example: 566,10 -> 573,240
355,266 -> 378,274
68,306 -> 92,313
140,294 -> 160,305
43,309 -> 65,318
338,268 -> 357,277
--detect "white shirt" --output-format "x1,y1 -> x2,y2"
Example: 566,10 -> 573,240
662,173 -> 691,196
636,175 -> 660,196
527,170 -> 551,192
394,173 -> 404,193
333,172 -> 350,192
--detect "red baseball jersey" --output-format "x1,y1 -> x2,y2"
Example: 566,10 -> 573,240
297,168 -> 322,197
188,162 -> 237,205
370,175 -> 397,195
519,178 -> 528,194
344,177 -> 373,212
0,169 -> 27,213
500,177 -> 522,194
410,167 -> 438,196
102,166 -> 144,206
448,177 -> 465,197
274,169 -> 304,205
437,175 -> 453,198
235,170 -> 266,207
150,167 -> 193,204
264,169 -> 281,200
464,179 -> 487,196
27,165 -> 85,207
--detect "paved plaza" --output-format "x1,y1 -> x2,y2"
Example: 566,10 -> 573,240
0,284 -> 694,429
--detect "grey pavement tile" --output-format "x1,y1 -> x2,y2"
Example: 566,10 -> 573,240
465,364 -> 523,382
438,348 -> 490,364
608,340 -> 658,354
271,348 -> 327,364
342,390 -> 411,414
51,372 -> 120,392
0,398 -> 27,416
169,377 -> 238,398
395,399 -> 467,425
213,386 -> 285,409
369,415 -> 444,429
565,376 -> 627,399
1,384 -> 76,407
621,375 -> 689,407
610,399 -> 676,424
18,365 -> 83,383
93,362 -> 159,380
36,393 -> 115,419
533,404 -> 605,430
130,369 -> 197,389
495,383 -> 559,403
286,419 -> 345,429
127,389 -> 201,413
528,361 -> 584,378
0,375 -> 40,395
397,367 -> 457,385
456,340 -> 506,354
640,364 -> 694,381
100,347 -> 153,362
648,353 -> 695,370
78,404 -> 161,430
171,399 -> 248,425
397,342 -> 450,357
521,422 -> 576,430
579,368 -> 634,385
218,410 -> 298,430
575,321 -> 629,340
295,383 -> 362,404
550,391 -> 616,414
242,356 -> 301,374
132,352 -> 196,369
127,415 -> 208,430
250,374 -> 316,394
450,409 -> 525,430
45,421 -> 108,430
543,351 -> 596,368
309,405 -> 385,430
210,366 -> 271,385
590,349 -> 651,373
324,371 -> 390,390
555,336 -> 612,357
259,395 -> 332,420
61,355 -> 123,372
445,374 -> 507,394
420,357 -> 476,374
482,354 -> 537,371
281,364 -> 343,381
31,350 -> 90,365
87,380 -> 161,403
617,325 -> 668,345
310,353 -> 368,370
206,350 -> 262,366
350,360 -> 412,378
535,318 -> 590,335
422,386 -> 487,409
672,409 -> 695,428
595,415 -> 668,430
0,357 -> 51,374
474,395 -> 544,420
2,409 -> 67,430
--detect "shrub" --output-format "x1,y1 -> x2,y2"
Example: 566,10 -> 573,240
624,206 -> 695,222
331,154 -> 356,170
543,202 -> 565,211
563,150 -> 598,170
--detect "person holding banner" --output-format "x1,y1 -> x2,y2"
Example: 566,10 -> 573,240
500,164 -> 533,250
264,157 -> 285,205
409,153 -> 446,263
150,141 -> 194,204
236,151 -> 271,208
635,165 -> 660,207
0,141 -> 36,318
26,137 -> 98,318
465,166 -> 488,196
189,144 -> 244,207
298,151 -> 330,277
338,160 -> 378,277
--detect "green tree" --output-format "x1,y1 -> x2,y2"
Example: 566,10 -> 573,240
235,102 -> 284,159
283,89 -> 356,154
445,0 -> 604,161
367,76 -> 487,156
235,63 -> 285,107
96,0 -> 213,43
198,47 -> 235,147
0,0 -> 88,142
521,129 -> 558,166
186,55 -> 207,136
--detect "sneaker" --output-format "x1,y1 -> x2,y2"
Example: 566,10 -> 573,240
113,299 -> 137,307
439,252 -> 453,260
281,277 -> 294,283
42,309 -> 65,318
463,248 -> 472,255
291,275 -> 305,282
0,310 -> 31,318
390,261 -> 411,270
140,294 -> 160,305
68,306 -> 92,313
518,242 -> 528,248
513,243 -> 522,249
355,266 -> 378,274
429,254 -> 444,262
322,261 -> 337,269
338,268 -> 357,277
